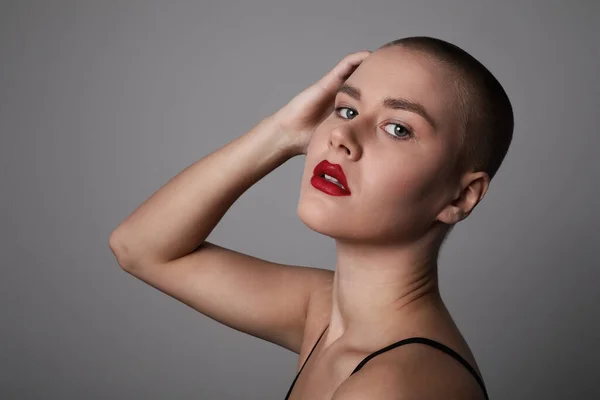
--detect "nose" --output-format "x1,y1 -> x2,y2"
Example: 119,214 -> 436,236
328,123 -> 362,160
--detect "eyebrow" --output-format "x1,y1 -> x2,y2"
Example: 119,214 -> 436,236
336,84 -> 438,132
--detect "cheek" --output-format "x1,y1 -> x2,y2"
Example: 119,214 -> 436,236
303,124 -> 333,174
309,122 -> 331,147
304,129 -> 327,162
365,157 -> 441,210
380,156 -> 424,190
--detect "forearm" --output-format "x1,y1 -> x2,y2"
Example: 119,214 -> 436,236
109,116 -> 295,268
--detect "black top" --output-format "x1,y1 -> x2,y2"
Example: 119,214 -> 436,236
284,324 -> 489,400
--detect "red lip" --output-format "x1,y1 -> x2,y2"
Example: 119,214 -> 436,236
312,160 -> 351,195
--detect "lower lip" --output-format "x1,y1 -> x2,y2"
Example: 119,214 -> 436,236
310,175 -> 351,196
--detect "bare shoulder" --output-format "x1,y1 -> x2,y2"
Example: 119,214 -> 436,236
331,343 -> 488,400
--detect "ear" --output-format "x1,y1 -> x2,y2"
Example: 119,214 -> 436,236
436,171 -> 489,224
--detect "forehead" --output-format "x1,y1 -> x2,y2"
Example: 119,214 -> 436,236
344,46 -> 458,132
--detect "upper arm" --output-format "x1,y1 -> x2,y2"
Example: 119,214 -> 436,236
114,240 -> 333,353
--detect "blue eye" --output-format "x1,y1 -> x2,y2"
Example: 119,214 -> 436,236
335,106 -> 357,119
383,123 -> 411,140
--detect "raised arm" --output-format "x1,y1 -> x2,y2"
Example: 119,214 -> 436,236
108,50 -> 371,352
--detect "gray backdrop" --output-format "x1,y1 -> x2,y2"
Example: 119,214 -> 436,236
1,0 -> 598,399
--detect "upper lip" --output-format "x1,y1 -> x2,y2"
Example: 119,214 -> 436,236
313,160 -> 351,192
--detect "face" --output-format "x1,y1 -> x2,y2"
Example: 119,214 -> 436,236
297,46 -> 464,245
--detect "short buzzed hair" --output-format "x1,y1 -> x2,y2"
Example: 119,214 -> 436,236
379,37 -> 514,182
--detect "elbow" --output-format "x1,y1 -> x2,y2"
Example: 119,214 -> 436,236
109,230 -> 136,271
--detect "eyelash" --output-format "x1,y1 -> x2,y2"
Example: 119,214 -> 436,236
333,106 -> 413,140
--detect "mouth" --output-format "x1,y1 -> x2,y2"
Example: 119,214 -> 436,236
311,160 -> 351,195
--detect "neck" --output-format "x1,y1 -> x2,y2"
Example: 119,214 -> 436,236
324,235 -> 444,348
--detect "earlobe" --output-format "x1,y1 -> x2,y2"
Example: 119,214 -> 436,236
436,204 -> 464,225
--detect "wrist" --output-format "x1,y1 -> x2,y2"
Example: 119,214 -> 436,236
260,114 -> 303,159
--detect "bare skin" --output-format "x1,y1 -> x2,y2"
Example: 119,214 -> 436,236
294,284 -> 485,400
286,46 -> 490,399
110,46 -> 490,400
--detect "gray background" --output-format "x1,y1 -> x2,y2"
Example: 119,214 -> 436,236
1,0 -> 598,399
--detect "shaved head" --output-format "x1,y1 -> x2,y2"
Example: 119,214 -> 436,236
379,37 -> 514,181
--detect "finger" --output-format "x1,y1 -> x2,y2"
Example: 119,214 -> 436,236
317,50 -> 371,93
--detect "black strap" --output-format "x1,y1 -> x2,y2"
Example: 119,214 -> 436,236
285,324 -> 489,400
283,326 -> 328,400
350,335 -> 489,400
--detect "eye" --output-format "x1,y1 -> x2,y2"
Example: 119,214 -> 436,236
334,106 -> 357,120
334,106 -> 413,141
383,123 -> 412,140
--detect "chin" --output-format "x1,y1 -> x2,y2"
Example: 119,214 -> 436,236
297,197 -> 415,246
297,197 -> 348,238
296,198 -> 369,242
297,198 -> 331,234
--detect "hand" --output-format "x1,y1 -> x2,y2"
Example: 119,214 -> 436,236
270,50 -> 372,156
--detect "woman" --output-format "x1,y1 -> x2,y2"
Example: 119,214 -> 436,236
109,36 -> 513,399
